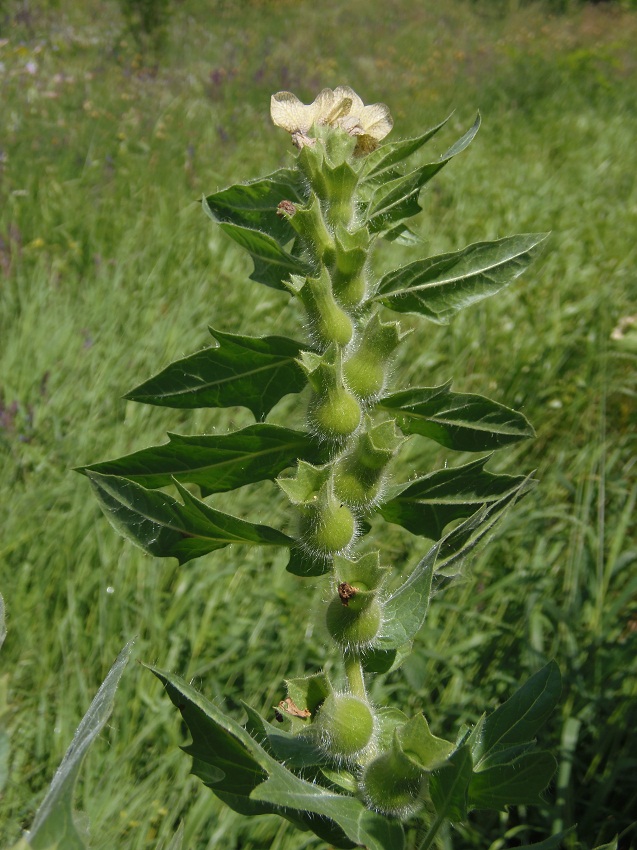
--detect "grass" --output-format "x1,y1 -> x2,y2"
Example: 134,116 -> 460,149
1,0 -> 636,848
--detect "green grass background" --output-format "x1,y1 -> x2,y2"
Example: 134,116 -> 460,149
1,0 -> 636,847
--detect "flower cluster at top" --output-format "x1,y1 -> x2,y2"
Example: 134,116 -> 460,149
270,85 -> 393,154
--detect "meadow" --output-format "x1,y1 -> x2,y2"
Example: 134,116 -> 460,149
0,0 -> 636,848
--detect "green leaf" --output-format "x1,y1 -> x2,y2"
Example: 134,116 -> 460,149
396,714 -> 454,771
286,546 -> 331,577
87,473 -> 292,565
472,661 -> 562,764
125,328 -> 308,420
514,830 -> 576,850
151,667 -> 404,850
380,457 -> 531,538
468,750 -> 557,810
376,233 -> 548,322
366,114 -> 480,234
378,382 -> 535,451
430,745 -> 473,822
79,424 -> 323,495
374,543 -> 437,650
242,703 -> 324,769
203,168 -> 305,244
26,640 -> 135,850
216,221 -> 310,290
435,475 -> 537,577
591,841 -> 619,850
362,113 -> 453,181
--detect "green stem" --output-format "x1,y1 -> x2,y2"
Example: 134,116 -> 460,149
416,810 -> 446,850
343,650 -> 366,700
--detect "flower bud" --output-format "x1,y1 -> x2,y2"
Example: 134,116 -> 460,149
314,693 -> 375,761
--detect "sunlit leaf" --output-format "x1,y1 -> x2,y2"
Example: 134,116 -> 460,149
376,233 -> 548,321
217,221 -> 310,290
435,475 -> 537,577
80,424 -> 322,495
375,543 -> 438,650
362,113 -> 453,181
378,382 -> 535,450
125,328 -> 308,420
380,457 -> 530,538
87,473 -> 292,565
26,641 -> 135,850
203,168 -> 305,244
151,667 -> 404,850
366,114 -> 480,234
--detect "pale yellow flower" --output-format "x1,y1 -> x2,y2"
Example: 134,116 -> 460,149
270,86 -> 393,152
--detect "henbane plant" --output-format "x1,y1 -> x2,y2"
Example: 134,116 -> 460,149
81,87 -> 562,849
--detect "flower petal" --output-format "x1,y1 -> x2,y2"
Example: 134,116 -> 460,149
271,91 -> 315,134
358,103 -> 393,140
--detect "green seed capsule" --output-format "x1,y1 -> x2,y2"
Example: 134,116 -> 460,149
302,501 -> 356,555
361,749 -> 425,817
310,389 -> 361,441
343,356 -> 386,401
315,694 -> 375,760
333,466 -> 383,507
326,595 -> 382,649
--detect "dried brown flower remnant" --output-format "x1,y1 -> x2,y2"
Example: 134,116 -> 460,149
337,582 -> 359,606
276,199 -> 297,217
270,86 -> 393,153
277,697 -> 311,719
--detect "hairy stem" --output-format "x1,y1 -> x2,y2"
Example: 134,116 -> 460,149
343,650 -> 367,700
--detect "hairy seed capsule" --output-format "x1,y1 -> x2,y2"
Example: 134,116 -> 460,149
326,595 -> 382,648
301,501 -> 355,555
361,750 -> 424,816
333,467 -> 383,507
343,356 -> 386,401
310,390 -> 361,441
315,694 -> 375,760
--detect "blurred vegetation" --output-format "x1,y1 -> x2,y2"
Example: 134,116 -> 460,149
0,0 -> 635,848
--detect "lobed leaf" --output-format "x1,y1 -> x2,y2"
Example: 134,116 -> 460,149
471,661 -> 562,764
286,546 -> 331,577
434,474 -> 537,577
362,113 -> 453,182
468,750 -> 557,811
216,221 -> 310,290
378,382 -> 535,451
203,168 -> 305,245
87,473 -> 292,565
79,424 -> 323,495
125,328 -> 308,420
151,667 -> 404,850
430,745 -> 473,823
374,543 -> 437,651
366,114 -> 480,235
376,233 -> 549,322
514,831 -> 576,850
380,456 -> 530,539
26,641 -> 135,850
